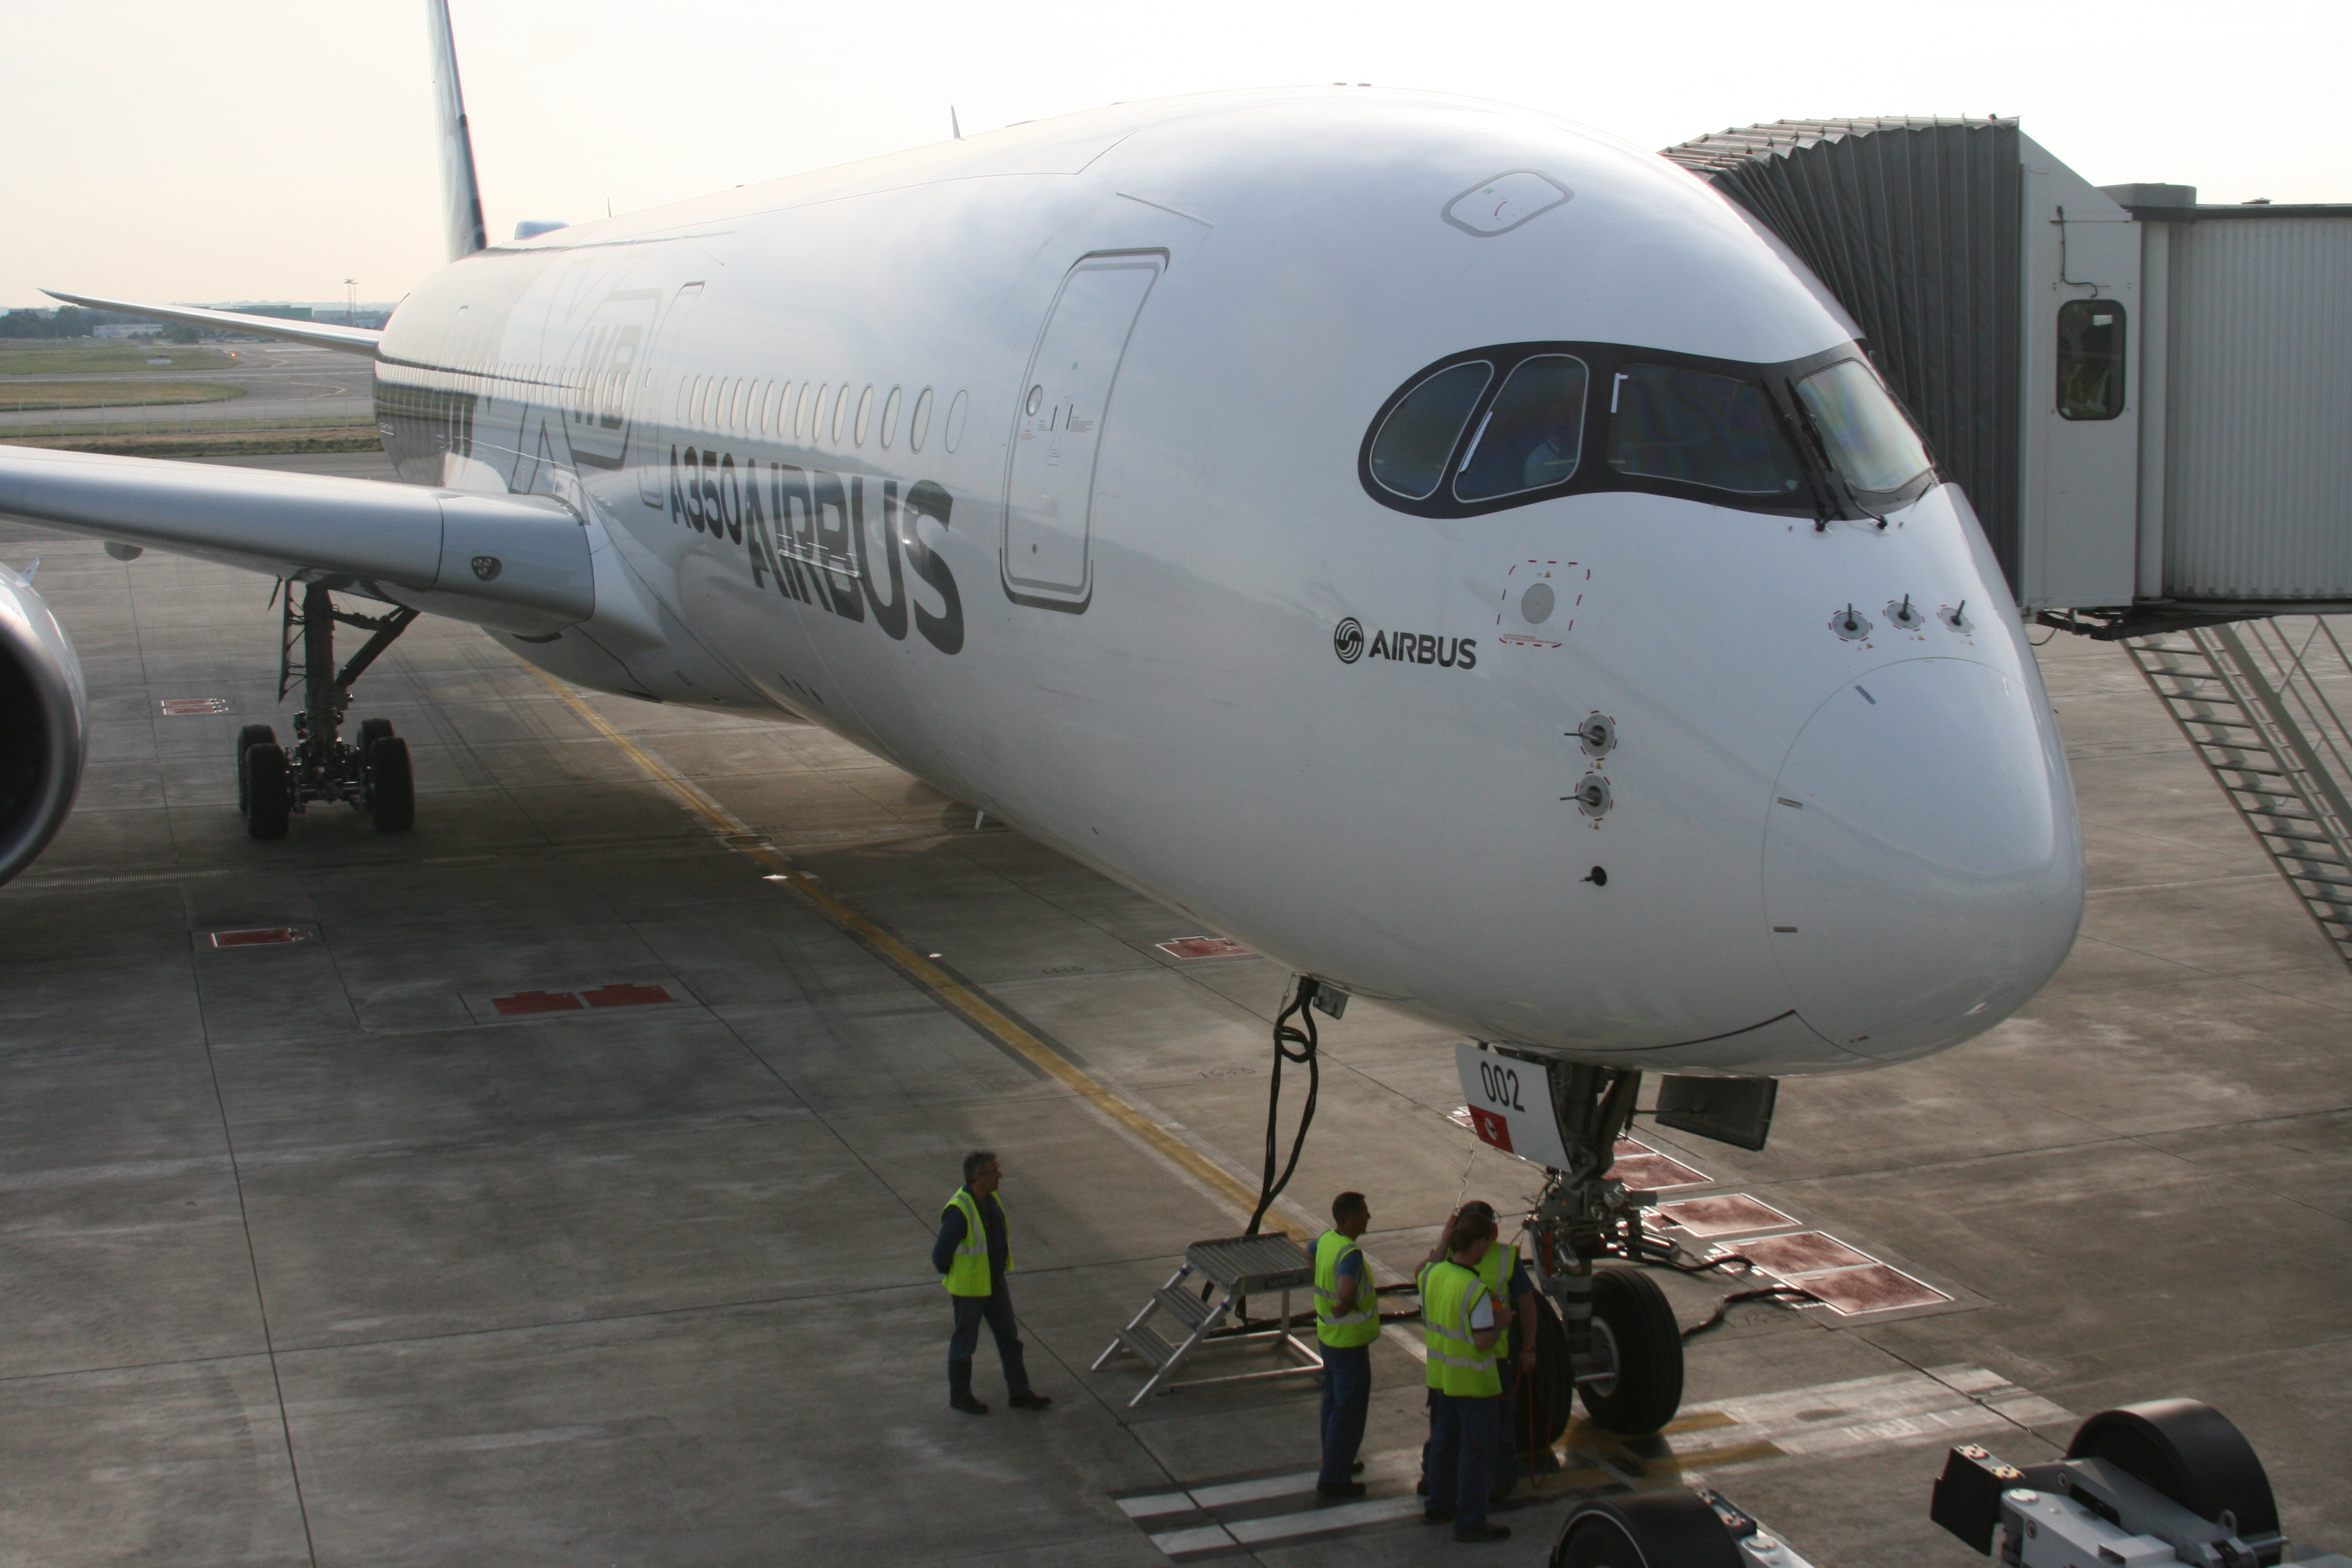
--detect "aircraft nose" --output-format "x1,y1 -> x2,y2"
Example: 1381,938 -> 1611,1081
1764,657 -> 2083,1062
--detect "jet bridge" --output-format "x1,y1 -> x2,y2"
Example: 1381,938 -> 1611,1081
1666,118 -> 2352,970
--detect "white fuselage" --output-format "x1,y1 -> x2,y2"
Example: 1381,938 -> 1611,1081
371,88 -> 2085,1076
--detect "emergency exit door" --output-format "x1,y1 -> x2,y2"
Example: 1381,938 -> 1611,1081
1001,253 -> 1163,612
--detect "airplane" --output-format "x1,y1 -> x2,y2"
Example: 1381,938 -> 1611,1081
0,1 -> 2082,1435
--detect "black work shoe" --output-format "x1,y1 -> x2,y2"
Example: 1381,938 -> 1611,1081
1422,1509 -> 1455,1524
1315,1481 -> 1367,1500
950,1396 -> 989,1415
1454,1524 -> 1512,1544
1350,1460 -> 1365,1474
1415,1477 -> 1429,1495
1007,1391 -> 1051,1410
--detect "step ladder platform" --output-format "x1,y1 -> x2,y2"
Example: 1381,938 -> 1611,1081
1093,1233 -> 1325,1408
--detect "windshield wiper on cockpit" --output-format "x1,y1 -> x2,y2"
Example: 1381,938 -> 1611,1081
1777,381 -> 1844,532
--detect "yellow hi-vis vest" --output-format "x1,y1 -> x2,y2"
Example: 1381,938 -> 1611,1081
1313,1230 -> 1380,1348
1419,1259 -> 1501,1399
1477,1239 -> 1518,1363
941,1188 -> 1011,1296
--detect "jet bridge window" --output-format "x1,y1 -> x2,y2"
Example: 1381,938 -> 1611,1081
1606,364 -> 1804,498
1368,361 -> 1491,500
1454,355 -> 1587,501
2057,299 -> 2127,420
1792,359 -> 1933,497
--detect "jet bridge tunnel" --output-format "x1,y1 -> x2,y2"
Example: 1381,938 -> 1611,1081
1667,116 -> 2352,973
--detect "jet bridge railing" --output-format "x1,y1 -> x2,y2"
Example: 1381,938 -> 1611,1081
2122,615 -> 2352,971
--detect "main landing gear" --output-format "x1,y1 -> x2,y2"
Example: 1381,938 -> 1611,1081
237,583 -> 419,840
1516,1061 -> 1687,1440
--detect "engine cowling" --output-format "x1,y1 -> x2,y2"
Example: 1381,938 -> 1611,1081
0,563 -> 86,886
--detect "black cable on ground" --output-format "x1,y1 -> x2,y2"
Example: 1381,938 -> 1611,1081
1680,1285 -> 1821,1339
1243,978 -> 1321,1236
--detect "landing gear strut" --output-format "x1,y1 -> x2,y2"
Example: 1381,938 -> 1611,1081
1518,1061 -> 1686,1437
238,582 -> 419,840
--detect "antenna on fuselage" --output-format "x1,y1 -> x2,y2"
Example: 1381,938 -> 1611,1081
950,105 -> 963,140
426,0 -> 489,260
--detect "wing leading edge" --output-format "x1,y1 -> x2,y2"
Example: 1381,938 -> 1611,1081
41,290 -> 382,358
0,446 -> 589,635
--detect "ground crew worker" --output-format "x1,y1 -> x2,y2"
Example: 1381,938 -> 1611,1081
931,1149 -> 1051,1415
1313,1191 -> 1379,1498
1418,1208 -> 1514,1544
1457,1200 -> 1540,1501
1418,1201 -> 1540,1504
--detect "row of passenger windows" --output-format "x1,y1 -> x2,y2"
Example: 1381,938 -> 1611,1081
678,373 -> 951,454
1364,344 -> 1933,517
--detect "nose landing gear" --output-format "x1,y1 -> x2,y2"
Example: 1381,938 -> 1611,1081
1519,1060 -> 1686,1437
238,583 -> 419,839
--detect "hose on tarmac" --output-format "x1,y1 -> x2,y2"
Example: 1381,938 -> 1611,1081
1243,977 -> 1321,1236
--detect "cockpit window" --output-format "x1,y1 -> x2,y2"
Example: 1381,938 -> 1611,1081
1368,361 -> 1491,500
1454,355 -> 1588,501
1606,364 -> 1804,497
1793,359 -> 1932,496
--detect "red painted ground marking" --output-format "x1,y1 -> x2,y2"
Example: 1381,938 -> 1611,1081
492,990 -> 584,1015
1788,1263 -> 1951,1316
580,982 -> 673,1008
1157,936 -> 1252,960
209,927 -> 311,947
1652,1194 -> 1798,1238
1445,1105 -> 1476,1130
160,697 -> 230,715
1723,1230 -> 1877,1278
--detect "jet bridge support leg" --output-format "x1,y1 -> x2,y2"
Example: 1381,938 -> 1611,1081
238,582 -> 420,838
1519,1060 -> 1687,1438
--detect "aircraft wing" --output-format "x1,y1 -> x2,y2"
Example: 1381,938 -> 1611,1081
0,446 -> 590,635
42,289 -> 382,357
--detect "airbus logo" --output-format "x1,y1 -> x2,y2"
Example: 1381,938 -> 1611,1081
1333,618 -> 1477,670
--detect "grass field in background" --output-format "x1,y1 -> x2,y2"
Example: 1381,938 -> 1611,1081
3,381 -> 245,410
0,341 -> 243,376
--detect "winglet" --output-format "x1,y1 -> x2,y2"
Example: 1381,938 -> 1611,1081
426,0 -> 488,261
40,290 -> 381,358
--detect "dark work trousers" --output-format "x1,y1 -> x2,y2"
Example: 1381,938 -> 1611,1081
947,1289 -> 1032,1402
1493,1354 -> 1520,1494
1316,1344 -> 1372,1487
1425,1390 -> 1499,1535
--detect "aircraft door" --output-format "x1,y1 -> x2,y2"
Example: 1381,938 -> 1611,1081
635,282 -> 705,505
1001,253 -> 1162,612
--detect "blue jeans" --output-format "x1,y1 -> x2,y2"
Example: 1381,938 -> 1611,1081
947,1289 -> 1031,1402
1494,1354 -> 1520,1493
1426,1390 -> 1500,1534
1317,1343 -> 1371,1486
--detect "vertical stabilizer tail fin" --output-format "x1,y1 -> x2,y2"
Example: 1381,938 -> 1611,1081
427,0 -> 488,260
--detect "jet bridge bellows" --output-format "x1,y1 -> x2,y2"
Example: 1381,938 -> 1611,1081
1665,117 -> 2352,618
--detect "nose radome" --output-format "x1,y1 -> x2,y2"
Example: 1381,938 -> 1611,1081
1764,657 -> 2083,1062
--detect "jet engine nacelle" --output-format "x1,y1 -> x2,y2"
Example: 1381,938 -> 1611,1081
0,563 -> 86,887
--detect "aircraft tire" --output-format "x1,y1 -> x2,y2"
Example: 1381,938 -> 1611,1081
1550,1489 -> 1742,1568
1577,1267 -> 1683,1436
356,719 -> 394,808
243,743 -> 291,840
368,736 -> 414,832
236,724 -> 276,815
2066,1400 -> 2279,1552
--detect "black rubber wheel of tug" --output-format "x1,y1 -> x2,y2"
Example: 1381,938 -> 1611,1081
367,736 -> 414,832
1576,1267 -> 1683,1437
242,743 -> 291,839
1551,1489 -> 1742,1568
2068,1400 -> 2279,1560
1514,1289 -> 1573,1456
235,724 -> 275,815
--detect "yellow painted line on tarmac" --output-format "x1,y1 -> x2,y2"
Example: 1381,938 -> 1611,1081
529,669 -> 1267,1216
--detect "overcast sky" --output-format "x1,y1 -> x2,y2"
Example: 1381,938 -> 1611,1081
3,0 -> 2341,310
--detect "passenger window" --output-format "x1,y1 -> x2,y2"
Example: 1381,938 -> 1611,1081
2058,300 -> 2127,420
1454,355 -> 1587,501
910,387 -> 933,452
1607,365 -> 1805,497
855,385 -> 874,446
1368,361 -> 1492,500
881,387 -> 902,449
1793,360 -> 1933,495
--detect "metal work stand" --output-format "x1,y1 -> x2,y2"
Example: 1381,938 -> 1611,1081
1093,1234 -> 1324,1408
